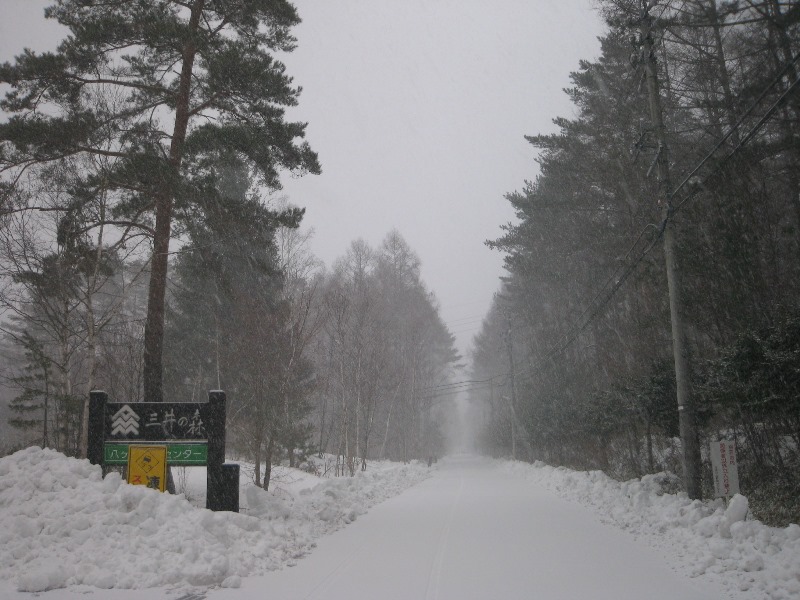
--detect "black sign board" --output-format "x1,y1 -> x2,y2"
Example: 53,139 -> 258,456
104,401 -> 210,442
87,390 -> 237,512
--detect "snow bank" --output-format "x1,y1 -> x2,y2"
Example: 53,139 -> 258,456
0,447 -> 429,592
500,460 -> 800,600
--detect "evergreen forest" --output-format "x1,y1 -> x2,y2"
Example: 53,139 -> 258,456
1,0 -> 799,526
472,0 -> 800,525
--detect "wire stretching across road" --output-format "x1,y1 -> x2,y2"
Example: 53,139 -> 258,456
417,375 -> 507,401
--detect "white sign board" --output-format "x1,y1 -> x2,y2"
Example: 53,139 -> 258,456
710,440 -> 740,498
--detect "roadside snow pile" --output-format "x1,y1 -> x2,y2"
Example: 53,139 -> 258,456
0,447 -> 429,592
501,460 -> 800,600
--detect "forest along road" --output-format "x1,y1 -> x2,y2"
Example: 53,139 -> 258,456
211,455 -> 724,600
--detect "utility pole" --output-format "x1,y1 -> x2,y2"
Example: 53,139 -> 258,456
504,317 -> 518,460
638,1 -> 702,499
488,375 -> 495,426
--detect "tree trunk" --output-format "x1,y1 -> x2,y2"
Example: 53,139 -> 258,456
59,308 -> 71,453
42,372 -> 50,449
765,0 -> 800,242
79,198 -> 105,458
706,0 -> 741,145
254,439 -> 262,487
142,0 -> 205,403
263,436 -> 275,490
380,402 -> 394,459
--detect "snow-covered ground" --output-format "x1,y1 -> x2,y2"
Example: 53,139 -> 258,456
1,448 -> 798,599
500,460 -> 800,600
0,447 -> 430,594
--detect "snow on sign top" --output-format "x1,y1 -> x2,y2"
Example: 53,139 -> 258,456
710,440 -> 740,498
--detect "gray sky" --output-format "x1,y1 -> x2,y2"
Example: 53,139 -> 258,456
0,0 -> 605,357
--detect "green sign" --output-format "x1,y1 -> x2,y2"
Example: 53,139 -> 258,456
104,443 -> 208,466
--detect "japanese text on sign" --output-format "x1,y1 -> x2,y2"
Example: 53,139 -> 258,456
127,445 -> 167,492
710,440 -> 740,498
103,443 -> 208,466
106,403 -> 207,441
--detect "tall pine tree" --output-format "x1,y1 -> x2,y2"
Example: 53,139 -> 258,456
0,0 -> 320,402
163,154 -> 315,488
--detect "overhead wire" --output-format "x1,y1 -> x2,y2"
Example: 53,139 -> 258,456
670,49 -> 800,212
416,374 -> 509,401
482,6 -> 665,363
502,33 -> 800,386
418,376 -> 504,391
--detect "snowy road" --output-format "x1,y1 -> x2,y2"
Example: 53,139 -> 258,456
207,455 -> 721,600
1,455 -> 732,600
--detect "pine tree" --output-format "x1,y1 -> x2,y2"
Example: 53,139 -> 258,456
7,331 -> 54,449
163,154 -> 316,488
0,0 -> 320,402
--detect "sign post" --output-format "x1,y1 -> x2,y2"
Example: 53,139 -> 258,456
710,439 -> 740,498
127,445 -> 167,492
87,390 -> 239,512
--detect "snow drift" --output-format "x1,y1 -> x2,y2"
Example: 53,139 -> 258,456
501,460 -> 800,600
0,447 -> 430,592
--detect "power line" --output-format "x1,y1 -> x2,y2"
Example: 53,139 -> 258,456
416,373 -> 510,401
418,375 -> 504,391
671,50 -> 800,212
554,221 -> 662,345
419,384 -> 495,402
506,32 -> 800,389
444,313 -> 486,325
511,222 -> 666,390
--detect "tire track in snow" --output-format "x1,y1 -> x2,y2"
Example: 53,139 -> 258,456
301,536 -> 373,600
424,474 -> 464,600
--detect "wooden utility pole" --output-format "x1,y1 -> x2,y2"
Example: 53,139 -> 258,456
639,1 -> 703,499
504,318 -> 518,460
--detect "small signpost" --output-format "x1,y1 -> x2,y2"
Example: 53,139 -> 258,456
710,439 -> 740,498
127,445 -> 167,492
87,390 -> 239,512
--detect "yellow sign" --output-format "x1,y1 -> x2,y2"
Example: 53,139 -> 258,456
127,446 -> 167,492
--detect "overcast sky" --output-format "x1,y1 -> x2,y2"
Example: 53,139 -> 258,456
0,0 -> 605,358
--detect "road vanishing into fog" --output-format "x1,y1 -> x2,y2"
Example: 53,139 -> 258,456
208,455 -> 722,600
